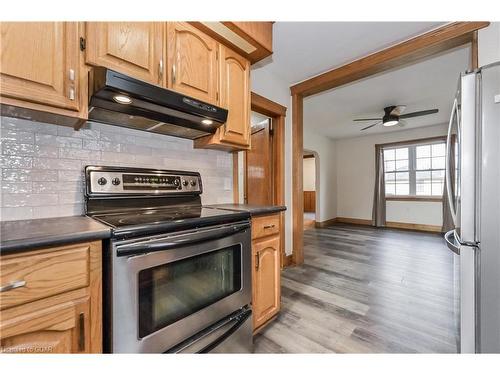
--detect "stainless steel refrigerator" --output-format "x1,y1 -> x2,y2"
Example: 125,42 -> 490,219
444,61 -> 500,353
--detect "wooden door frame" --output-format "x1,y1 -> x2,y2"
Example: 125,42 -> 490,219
233,92 -> 289,266
290,21 -> 489,266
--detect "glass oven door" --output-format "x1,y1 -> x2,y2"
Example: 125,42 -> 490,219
110,221 -> 251,353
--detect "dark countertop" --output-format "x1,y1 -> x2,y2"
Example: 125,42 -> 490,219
206,204 -> 286,217
0,216 -> 111,255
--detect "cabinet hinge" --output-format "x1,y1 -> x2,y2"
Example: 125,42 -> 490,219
79,37 -> 86,51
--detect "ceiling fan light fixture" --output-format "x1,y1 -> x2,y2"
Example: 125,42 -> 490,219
383,120 -> 399,127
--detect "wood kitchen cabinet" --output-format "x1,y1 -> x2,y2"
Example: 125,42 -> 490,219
0,22 -> 87,121
0,241 -> 102,354
166,22 -> 219,105
194,45 -> 251,150
85,22 -> 164,85
251,213 -> 281,332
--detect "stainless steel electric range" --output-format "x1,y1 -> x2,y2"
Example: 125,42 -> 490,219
84,166 -> 252,353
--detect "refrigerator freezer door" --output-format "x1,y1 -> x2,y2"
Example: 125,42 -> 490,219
479,62 -> 500,353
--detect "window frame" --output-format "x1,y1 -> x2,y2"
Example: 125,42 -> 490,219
379,136 -> 446,202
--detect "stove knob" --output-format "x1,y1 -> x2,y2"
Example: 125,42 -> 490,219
182,180 -> 188,186
112,178 -> 121,186
97,177 -> 107,186
190,180 -> 197,187
174,179 -> 180,186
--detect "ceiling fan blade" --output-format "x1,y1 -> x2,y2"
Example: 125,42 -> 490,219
361,121 -> 381,131
400,109 -> 439,119
353,118 -> 382,122
390,105 -> 407,116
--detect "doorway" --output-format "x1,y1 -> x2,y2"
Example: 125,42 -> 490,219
303,152 -> 316,229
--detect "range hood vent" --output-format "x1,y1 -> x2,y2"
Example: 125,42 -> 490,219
89,68 -> 228,140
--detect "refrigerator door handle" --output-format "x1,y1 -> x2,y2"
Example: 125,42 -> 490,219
445,97 -> 458,226
445,229 -> 461,255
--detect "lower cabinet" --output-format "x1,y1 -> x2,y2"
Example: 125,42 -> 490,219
0,241 -> 102,354
251,214 -> 281,332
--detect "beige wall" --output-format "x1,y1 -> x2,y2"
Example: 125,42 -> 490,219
478,22 -> 500,67
335,124 -> 447,226
303,157 -> 316,191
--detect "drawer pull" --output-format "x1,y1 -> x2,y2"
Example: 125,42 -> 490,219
78,312 -> 85,352
255,252 -> 260,270
0,280 -> 26,293
263,224 -> 276,229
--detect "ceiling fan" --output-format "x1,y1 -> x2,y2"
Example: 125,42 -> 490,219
353,105 -> 439,131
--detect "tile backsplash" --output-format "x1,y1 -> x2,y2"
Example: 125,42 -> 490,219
0,117 -> 233,221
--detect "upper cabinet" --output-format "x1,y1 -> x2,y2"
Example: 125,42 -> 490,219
189,22 -> 273,64
166,22 -> 219,105
85,22 -> 164,85
0,22 -> 86,120
194,45 -> 250,150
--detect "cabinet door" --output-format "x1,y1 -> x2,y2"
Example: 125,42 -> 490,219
0,22 -> 81,111
86,22 -> 164,85
252,235 -> 281,330
218,45 -> 251,147
0,298 -> 90,354
167,22 -> 218,104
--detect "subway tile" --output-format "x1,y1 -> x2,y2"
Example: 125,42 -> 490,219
57,126 -> 100,139
1,207 -> 34,221
58,192 -> 84,204
33,180 -> 83,193
0,155 -> 32,169
2,193 -> 58,207
31,170 -> 59,181
2,142 -> 58,157
33,157 -> 81,170
35,134 -> 83,149
59,147 -> 100,160
1,169 -> 58,182
1,129 -> 35,144
1,117 -> 58,135
58,170 -> 84,182
121,143 -> 153,155
101,151 -> 135,163
82,139 -> 121,152
1,182 -> 32,193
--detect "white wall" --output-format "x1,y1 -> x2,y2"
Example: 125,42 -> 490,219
303,157 -> 316,191
478,22 -> 500,67
251,66 -> 293,255
335,124 -> 447,226
303,130 -> 337,223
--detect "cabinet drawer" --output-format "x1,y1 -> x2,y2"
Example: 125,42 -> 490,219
251,214 -> 280,240
1,244 -> 90,310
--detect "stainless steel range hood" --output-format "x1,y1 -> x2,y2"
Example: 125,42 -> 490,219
89,68 -> 228,140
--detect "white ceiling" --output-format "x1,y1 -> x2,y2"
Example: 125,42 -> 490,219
303,45 -> 470,139
253,22 -> 446,86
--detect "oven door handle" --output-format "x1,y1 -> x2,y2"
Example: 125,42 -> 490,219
116,222 -> 250,256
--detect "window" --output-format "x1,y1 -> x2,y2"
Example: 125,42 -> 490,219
383,139 -> 446,198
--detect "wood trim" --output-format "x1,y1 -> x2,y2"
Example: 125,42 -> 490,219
471,30 -> 479,69
303,154 -> 315,159
314,218 -> 338,228
292,93 -> 304,266
291,22 -> 489,97
334,217 -> 373,226
376,135 -> 447,149
251,92 -> 287,116
386,196 -> 443,202
281,254 -> 294,269
386,221 -> 442,233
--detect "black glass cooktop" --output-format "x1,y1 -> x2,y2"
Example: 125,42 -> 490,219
91,206 -> 249,230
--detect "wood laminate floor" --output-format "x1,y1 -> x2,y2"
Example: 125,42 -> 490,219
254,224 -> 458,353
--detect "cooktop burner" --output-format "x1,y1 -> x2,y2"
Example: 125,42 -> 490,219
92,206 -> 238,228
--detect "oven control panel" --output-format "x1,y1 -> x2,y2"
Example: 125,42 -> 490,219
86,167 -> 202,195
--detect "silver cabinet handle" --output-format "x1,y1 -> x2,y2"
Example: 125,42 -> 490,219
0,280 -> 26,292
172,64 -> 176,84
263,224 -> 276,229
69,69 -> 75,82
159,59 -> 163,82
255,251 -> 260,270
69,87 -> 75,100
